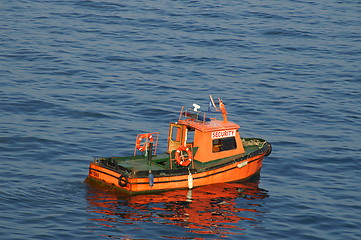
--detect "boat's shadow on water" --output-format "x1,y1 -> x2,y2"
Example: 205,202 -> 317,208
85,175 -> 269,238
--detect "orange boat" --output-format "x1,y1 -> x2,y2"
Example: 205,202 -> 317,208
86,96 -> 272,194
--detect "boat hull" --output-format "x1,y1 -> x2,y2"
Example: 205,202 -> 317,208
87,141 -> 270,194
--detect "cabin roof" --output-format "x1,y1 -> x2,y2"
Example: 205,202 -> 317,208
178,119 -> 240,132
177,107 -> 240,132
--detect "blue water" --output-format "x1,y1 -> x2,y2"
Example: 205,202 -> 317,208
1,0 -> 360,239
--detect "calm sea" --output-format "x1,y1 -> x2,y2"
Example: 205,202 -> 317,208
1,0 -> 360,239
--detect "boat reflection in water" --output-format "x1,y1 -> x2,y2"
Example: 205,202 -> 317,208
85,175 -> 269,238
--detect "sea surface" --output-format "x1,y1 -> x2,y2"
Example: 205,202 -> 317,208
1,0 -> 360,239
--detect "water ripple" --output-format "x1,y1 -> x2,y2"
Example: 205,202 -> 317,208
1,0 -> 360,239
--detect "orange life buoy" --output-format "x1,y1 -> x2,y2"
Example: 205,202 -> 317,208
175,146 -> 193,167
136,134 -> 154,151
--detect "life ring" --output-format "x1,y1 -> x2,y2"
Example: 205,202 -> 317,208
175,146 -> 193,167
118,174 -> 128,187
136,133 -> 154,152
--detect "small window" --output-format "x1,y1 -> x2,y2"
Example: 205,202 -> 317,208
212,137 -> 237,152
171,126 -> 181,142
186,127 -> 195,143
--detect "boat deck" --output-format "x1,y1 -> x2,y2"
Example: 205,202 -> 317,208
109,144 -> 262,172
112,153 -> 169,172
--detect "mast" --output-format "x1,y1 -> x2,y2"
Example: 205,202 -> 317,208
219,99 -> 228,123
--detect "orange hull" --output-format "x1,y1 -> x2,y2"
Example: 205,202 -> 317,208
87,153 -> 265,194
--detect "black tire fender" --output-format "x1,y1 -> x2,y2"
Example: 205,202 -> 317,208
118,174 -> 128,187
265,144 -> 272,157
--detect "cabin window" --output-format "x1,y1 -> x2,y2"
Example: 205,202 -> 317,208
171,126 -> 181,142
212,137 -> 237,152
186,128 -> 195,143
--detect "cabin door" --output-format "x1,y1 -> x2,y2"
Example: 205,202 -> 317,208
167,123 -> 186,153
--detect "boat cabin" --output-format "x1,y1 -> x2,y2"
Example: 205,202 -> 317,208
167,103 -> 245,165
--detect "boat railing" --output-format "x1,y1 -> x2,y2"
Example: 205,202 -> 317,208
178,106 -> 211,124
133,132 -> 160,157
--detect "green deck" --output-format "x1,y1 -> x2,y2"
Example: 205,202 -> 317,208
109,142 -> 263,172
112,153 -> 170,171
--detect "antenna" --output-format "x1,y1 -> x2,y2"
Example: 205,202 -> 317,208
193,103 -> 200,111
